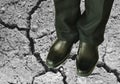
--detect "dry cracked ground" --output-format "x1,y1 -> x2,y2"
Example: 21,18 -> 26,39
0,0 -> 120,84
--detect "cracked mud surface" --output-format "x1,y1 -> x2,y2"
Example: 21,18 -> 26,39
0,0 -> 120,84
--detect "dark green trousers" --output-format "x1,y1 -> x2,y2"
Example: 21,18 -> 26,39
54,0 -> 114,46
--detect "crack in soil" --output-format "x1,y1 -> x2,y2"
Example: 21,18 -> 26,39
31,53 -> 68,84
97,61 -> 120,82
26,0 -> 68,83
8,82 -> 16,84
35,30 -> 55,39
101,44 -> 107,62
0,18 -> 28,31
69,43 -> 120,83
26,29 -> 35,54
1,0 -> 120,84
28,0 -> 46,17
0,0 -> 67,83
97,43 -> 120,82
26,0 -> 47,54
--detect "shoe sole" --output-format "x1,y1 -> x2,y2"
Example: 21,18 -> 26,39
46,52 -> 71,68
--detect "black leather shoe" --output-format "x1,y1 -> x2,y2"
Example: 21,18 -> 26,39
76,42 -> 99,77
46,39 -> 74,68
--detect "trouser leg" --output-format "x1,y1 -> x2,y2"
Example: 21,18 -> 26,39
53,0 -> 81,43
77,0 -> 114,46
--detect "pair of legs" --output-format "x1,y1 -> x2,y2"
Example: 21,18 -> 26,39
46,0 -> 114,76
54,0 -> 114,46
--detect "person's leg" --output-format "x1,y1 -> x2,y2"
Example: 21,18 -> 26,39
46,0 -> 81,68
54,0 -> 80,43
76,0 -> 114,76
77,0 -> 114,46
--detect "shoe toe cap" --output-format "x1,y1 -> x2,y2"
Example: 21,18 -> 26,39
77,69 -> 91,77
46,59 -> 55,68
